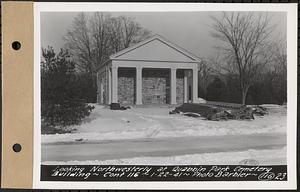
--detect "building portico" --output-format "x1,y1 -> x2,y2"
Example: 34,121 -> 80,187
97,35 -> 200,105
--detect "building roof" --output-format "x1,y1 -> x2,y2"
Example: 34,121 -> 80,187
110,34 -> 201,63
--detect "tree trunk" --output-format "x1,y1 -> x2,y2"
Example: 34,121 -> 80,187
241,86 -> 250,105
241,91 -> 247,105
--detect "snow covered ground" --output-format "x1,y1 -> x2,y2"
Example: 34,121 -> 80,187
43,146 -> 286,165
42,104 -> 286,144
41,104 -> 287,165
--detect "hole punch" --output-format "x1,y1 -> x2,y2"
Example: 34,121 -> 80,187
12,143 -> 22,153
12,41 -> 21,50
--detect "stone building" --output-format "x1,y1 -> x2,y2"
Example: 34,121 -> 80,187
96,35 -> 199,105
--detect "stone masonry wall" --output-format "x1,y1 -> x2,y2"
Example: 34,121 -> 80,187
142,69 -> 170,104
118,68 -> 136,105
116,68 -> 184,105
176,69 -> 184,104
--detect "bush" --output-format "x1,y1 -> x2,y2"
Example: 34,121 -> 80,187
42,100 -> 94,127
205,73 -> 286,105
75,73 -> 97,103
41,47 -> 95,128
206,77 -> 226,102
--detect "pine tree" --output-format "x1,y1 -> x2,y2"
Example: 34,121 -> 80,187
41,47 -> 94,128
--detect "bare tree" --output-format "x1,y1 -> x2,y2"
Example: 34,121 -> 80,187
90,12 -> 112,70
108,17 -> 124,52
271,39 -> 287,77
119,16 -> 151,48
197,59 -> 214,97
64,13 -> 151,75
64,13 -> 93,74
270,39 -> 287,104
109,16 -> 151,52
211,12 -> 274,104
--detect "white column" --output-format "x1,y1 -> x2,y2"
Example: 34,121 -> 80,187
111,66 -> 118,103
108,67 -> 112,104
136,67 -> 143,105
170,68 -> 177,105
184,70 -> 188,103
192,68 -> 198,103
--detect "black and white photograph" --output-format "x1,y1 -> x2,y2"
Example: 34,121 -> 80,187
34,2 -> 297,190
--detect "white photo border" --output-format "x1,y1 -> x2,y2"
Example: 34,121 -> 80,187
33,2 -> 297,190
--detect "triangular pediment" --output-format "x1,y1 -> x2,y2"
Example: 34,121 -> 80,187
110,35 -> 199,63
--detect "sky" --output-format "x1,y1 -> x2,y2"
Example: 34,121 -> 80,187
41,11 -> 286,59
